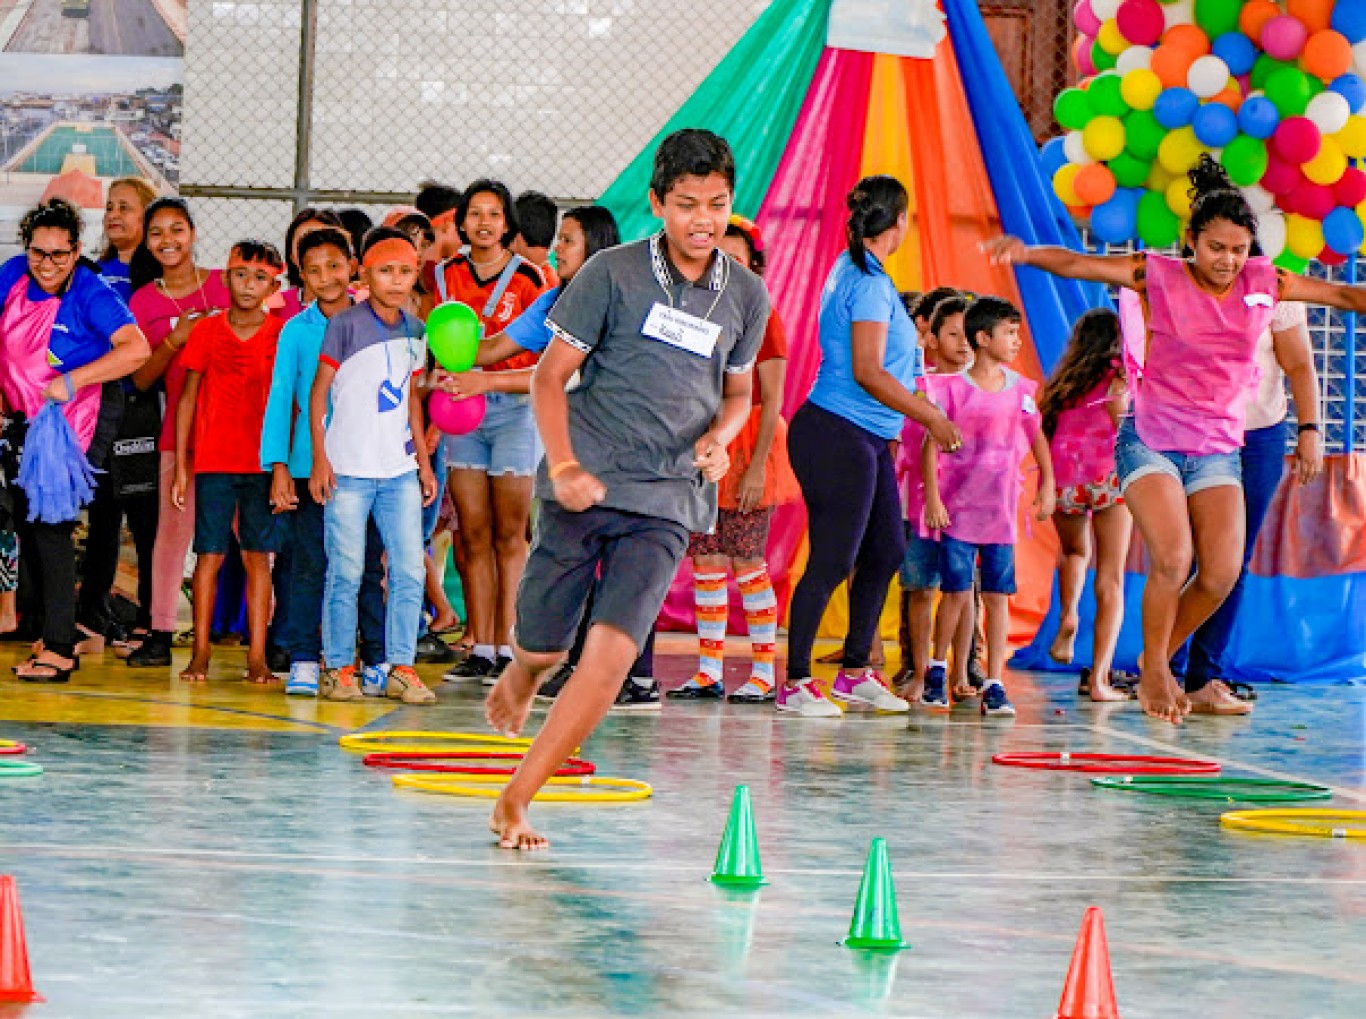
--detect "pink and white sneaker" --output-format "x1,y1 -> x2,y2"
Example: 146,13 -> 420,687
831,668 -> 911,712
776,678 -> 842,718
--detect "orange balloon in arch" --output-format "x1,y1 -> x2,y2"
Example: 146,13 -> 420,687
1240,1 -> 1282,41
1074,163 -> 1118,206
1287,0 -> 1335,35
1302,30 -> 1353,82
1163,25 -> 1211,59
1209,81 -> 1245,113
1151,45 -> 1198,90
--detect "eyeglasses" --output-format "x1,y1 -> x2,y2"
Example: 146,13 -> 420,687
27,247 -> 75,266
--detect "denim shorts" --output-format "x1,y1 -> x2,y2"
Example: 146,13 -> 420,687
899,527 -> 941,591
444,392 -> 542,477
939,535 -> 1015,595
194,472 -> 280,554
1114,416 -> 1242,496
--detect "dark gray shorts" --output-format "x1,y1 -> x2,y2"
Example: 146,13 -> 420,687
515,502 -> 688,654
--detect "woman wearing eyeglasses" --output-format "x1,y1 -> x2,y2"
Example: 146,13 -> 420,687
0,198 -> 150,682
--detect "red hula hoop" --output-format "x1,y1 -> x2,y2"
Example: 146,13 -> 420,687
991,752 -> 1220,775
0,742 -> 28,756
362,751 -> 596,777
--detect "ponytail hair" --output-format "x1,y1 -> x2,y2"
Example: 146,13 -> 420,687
846,175 -> 908,274
1184,154 -> 1261,257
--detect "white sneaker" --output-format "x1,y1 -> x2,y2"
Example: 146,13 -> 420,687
284,661 -> 319,697
776,678 -> 843,718
831,668 -> 910,713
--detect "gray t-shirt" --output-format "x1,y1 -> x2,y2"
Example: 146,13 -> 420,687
541,234 -> 770,532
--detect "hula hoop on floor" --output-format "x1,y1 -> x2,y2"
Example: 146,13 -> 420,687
0,739 -> 28,755
362,751 -> 595,777
339,731 -> 533,755
1221,809 -> 1366,839
0,760 -> 43,778
392,773 -> 652,802
991,752 -> 1220,775
1091,776 -> 1332,802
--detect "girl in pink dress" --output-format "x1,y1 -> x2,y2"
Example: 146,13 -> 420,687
1038,310 -> 1132,702
986,157 -> 1364,724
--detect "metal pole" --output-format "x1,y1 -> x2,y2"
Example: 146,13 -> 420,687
292,0 -> 318,213
1345,254 -> 1358,456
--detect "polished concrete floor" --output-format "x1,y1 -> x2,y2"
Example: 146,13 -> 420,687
0,637 -> 1363,1018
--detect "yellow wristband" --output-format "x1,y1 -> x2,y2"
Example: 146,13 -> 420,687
548,460 -> 580,480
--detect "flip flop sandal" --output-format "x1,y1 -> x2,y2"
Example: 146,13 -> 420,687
429,622 -> 463,636
1224,681 -> 1257,702
1078,667 -> 1092,697
16,658 -> 75,683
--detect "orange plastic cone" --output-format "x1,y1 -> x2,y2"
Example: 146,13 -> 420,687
0,876 -> 43,1003
1053,907 -> 1118,1019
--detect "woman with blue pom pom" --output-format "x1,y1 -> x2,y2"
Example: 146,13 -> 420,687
0,198 -> 150,682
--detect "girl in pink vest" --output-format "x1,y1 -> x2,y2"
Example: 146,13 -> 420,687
985,157 -> 1363,724
1038,310 -> 1132,702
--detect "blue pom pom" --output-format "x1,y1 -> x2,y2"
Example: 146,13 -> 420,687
16,403 -> 99,525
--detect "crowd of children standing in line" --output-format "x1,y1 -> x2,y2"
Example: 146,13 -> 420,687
0,136 -> 1336,753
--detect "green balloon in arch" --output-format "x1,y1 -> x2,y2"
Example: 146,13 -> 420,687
427,301 -> 482,372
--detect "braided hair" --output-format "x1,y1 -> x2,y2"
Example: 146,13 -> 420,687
845,175 -> 908,274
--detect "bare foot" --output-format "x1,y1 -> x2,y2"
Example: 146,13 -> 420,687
1187,680 -> 1253,716
244,659 -> 278,685
1090,677 -> 1133,703
1049,617 -> 1078,664
429,613 -> 460,634
490,794 -> 549,851
952,682 -> 977,700
1137,671 -> 1184,725
485,662 -> 537,737
179,651 -> 210,683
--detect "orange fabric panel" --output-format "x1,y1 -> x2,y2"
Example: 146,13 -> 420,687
860,53 -> 921,290
1252,454 -> 1366,579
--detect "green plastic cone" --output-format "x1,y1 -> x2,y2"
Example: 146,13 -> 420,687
710,785 -> 768,888
842,838 -> 910,950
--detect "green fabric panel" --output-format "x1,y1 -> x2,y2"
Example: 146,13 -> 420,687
598,0 -> 832,240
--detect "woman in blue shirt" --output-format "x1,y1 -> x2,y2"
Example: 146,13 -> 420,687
97,177 -> 154,302
781,176 -> 961,719
0,198 -> 150,681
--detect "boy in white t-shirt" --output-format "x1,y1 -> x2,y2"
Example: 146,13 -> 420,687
308,228 -> 438,704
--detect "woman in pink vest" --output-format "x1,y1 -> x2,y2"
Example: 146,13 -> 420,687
985,157 -> 1366,724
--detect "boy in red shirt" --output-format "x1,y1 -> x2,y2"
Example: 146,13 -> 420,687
171,240 -> 286,684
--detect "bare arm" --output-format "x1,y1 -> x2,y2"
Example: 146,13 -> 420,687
409,379 -> 437,505
1030,427 -> 1056,520
170,371 -> 200,510
1271,322 -> 1323,485
308,361 -> 338,504
850,320 -> 961,450
735,358 -> 785,513
921,433 -> 949,530
439,367 -> 534,398
1282,273 -> 1366,314
46,323 -> 152,404
982,236 -> 1137,287
531,338 -> 604,511
131,315 -> 197,390
1105,374 -> 1129,428
474,333 -> 528,367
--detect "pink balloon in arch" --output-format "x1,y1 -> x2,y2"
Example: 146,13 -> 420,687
1263,15 -> 1311,62
1074,0 -> 1102,37
428,391 -> 486,435
1116,0 -> 1164,47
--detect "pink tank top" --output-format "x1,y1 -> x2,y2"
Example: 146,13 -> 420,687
926,371 -> 1041,546
1050,375 -> 1117,489
1128,254 -> 1278,456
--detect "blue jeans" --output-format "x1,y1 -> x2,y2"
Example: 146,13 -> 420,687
1174,421 -> 1288,691
324,472 -> 425,668
289,481 -> 386,666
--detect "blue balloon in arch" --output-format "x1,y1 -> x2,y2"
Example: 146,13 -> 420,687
1091,189 -> 1141,246
1331,74 -> 1366,114
1238,96 -> 1281,140
1193,104 -> 1239,148
1153,88 -> 1200,130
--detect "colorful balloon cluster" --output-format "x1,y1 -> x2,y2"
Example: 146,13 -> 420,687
1043,0 -> 1366,271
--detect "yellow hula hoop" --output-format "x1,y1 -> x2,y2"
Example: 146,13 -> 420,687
1221,809 -> 1366,840
339,731 -> 533,755
392,772 -> 653,803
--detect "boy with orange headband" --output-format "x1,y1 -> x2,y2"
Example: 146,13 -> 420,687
171,240 -> 286,684
309,227 -> 439,704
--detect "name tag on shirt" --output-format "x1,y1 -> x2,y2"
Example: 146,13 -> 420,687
1244,293 -> 1274,309
642,303 -> 721,359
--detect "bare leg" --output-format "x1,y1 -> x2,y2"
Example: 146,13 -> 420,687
0,590 -> 16,633
243,551 -> 275,683
902,588 -> 935,698
950,604 -> 974,698
1051,512 -> 1090,664
450,469 -> 496,648
1124,474 -> 1192,724
931,589 -> 972,688
1089,506 -> 1133,702
425,551 -> 458,632
488,624 -> 638,850
981,592 -> 1010,682
182,553 -> 224,682
1167,485 -> 1246,655
491,475 -> 534,648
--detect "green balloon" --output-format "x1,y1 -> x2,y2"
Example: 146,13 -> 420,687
1091,39 -> 1117,74
1251,55 -> 1292,93
1088,74 -> 1129,118
1054,88 -> 1093,131
1137,191 -> 1181,250
426,301 -> 481,371
1221,135 -> 1268,187
1124,110 -> 1165,162
1265,67 -> 1314,117
1194,0 -> 1241,39
1275,251 -> 1310,274
1110,152 -> 1152,189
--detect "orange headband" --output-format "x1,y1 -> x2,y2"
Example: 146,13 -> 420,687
430,209 -> 457,229
227,252 -> 283,275
362,237 -> 418,269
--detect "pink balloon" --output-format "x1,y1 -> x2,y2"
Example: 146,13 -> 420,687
1261,156 -> 1304,196
1074,0 -> 1102,37
1074,34 -> 1097,76
1262,15 -> 1310,62
1290,180 -> 1336,220
428,391 -> 486,435
1320,246 -> 1348,267
1334,167 -> 1366,208
1116,0 -> 1163,47
1272,116 -> 1323,164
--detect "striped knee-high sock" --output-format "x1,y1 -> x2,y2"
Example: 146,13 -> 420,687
738,567 -> 777,692
694,572 -> 729,684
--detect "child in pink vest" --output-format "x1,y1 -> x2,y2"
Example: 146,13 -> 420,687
922,297 -> 1055,716
984,155 -> 1365,724
1038,309 -> 1132,702
894,294 -> 974,701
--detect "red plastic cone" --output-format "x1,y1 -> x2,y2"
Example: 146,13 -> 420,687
1053,907 -> 1118,1019
0,876 -> 43,1003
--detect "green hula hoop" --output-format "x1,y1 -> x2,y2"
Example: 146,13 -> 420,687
0,760 -> 43,778
1091,775 -> 1332,803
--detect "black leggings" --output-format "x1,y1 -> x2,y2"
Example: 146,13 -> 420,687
786,402 -> 906,680
77,478 -> 157,633
14,490 -> 78,658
